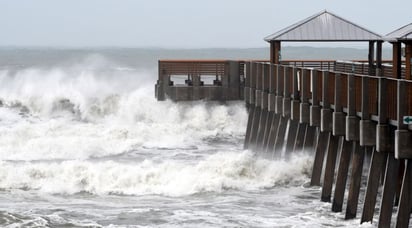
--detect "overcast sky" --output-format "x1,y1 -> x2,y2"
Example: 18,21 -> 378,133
1,0 -> 411,48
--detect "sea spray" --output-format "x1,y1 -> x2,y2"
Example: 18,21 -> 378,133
0,58 -> 247,161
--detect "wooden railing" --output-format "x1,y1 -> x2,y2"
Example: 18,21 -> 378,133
282,60 -> 335,71
244,61 -> 412,126
159,60 -> 229,78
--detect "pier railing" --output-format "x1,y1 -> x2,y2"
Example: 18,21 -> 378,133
244,61 -> 412,128
157,59 -> 404,101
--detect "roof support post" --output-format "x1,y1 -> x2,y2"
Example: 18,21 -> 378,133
376,41 -> 383,76
368,41 -> 375,76
392,42 -> 402,79
405,41 -> 412,80
270,41 -> 281,64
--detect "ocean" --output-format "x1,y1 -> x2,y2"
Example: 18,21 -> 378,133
0,48 -> 375,227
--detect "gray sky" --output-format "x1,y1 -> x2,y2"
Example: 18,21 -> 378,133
1,0 -> 411,48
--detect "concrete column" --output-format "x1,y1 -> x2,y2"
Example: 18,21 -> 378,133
321,134 -> 340,202
345,143 -> 365,219
361,148 -> 388,223
395,159 -> 412,228
332,140 -> 353,212
378,153 -> 400,227
310,131 -> 329,186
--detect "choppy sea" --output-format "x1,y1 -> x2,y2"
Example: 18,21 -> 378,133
0,48 -> 374,227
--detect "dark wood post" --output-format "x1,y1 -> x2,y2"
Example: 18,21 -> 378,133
405,41 -> 412,80
376,41 -> 383,76
392,42 -> 402,79
270,41 -> 281,64
368,41 -> 375,76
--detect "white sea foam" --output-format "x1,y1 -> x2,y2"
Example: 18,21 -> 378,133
0,151 -> 313,196
0,56 -> 247,161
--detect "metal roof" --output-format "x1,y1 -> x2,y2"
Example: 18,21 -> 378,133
264,10 -> 382,42
385,23 -> 412,41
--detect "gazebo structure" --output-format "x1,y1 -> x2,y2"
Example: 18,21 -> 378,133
264,10 -> 383,74
386,23 -> 412,79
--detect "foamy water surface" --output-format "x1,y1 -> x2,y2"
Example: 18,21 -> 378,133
0,51 -> 372,227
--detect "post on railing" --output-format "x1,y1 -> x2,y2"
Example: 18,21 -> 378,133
244,62 -> 251,106
255,63 -> 263,108
249,62 -> 257,106
376,77 -> 388,146
156,61 -> 166,101
360,75 -> 376,146
333,73 -> 345,136
283,67 -> 292,118
321,71 -> 332,132
310,69 -> 321,127
261,63 -> 269,110
395,80 -> 412,159
268,64 -> 276,112
291,67 -> 300,121
346,74 -> 359,141
228,60 -> 240,99
275,65 -> 284,115
300,69 -> 310,124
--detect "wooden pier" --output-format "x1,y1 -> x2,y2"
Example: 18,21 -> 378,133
155,10 -> 412,227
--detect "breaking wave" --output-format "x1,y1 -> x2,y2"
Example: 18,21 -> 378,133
0,152 -> 313,197
0,55 -> 247,161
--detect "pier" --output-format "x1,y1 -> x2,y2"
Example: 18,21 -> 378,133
155,10 -> 412,227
